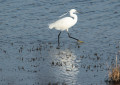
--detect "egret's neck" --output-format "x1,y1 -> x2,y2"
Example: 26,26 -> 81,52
70,13 -> 78,23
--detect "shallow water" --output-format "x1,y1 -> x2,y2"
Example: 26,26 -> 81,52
0,0 -> 120,85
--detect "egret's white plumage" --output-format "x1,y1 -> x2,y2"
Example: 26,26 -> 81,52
49,9 -> 83,48
49,9 -> 78,31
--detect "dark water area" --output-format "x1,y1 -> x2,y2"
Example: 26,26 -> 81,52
0,0 -> 120,85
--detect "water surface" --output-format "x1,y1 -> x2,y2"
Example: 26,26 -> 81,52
0,0 -> 120,85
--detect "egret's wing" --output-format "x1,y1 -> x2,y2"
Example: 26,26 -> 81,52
49,17 -> 74,31
54,17 -> 73,28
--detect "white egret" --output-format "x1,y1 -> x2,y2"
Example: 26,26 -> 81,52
49,9 -> 83,47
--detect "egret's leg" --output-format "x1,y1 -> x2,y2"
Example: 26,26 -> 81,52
58,31 -> 61,46
68,32 -> 84,43
68,33 -> 78,41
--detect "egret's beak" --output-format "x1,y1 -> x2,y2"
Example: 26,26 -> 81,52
77,11 -> 82,14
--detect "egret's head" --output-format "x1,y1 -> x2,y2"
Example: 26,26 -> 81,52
69,9 -> 78,14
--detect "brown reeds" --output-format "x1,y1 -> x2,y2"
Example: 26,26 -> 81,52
108,55 -> 120,82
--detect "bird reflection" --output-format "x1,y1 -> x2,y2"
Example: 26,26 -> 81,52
50,49 -> 81,84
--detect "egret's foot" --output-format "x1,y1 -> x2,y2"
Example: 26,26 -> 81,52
56,46 -> 60,49
77,40 -> 84,43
